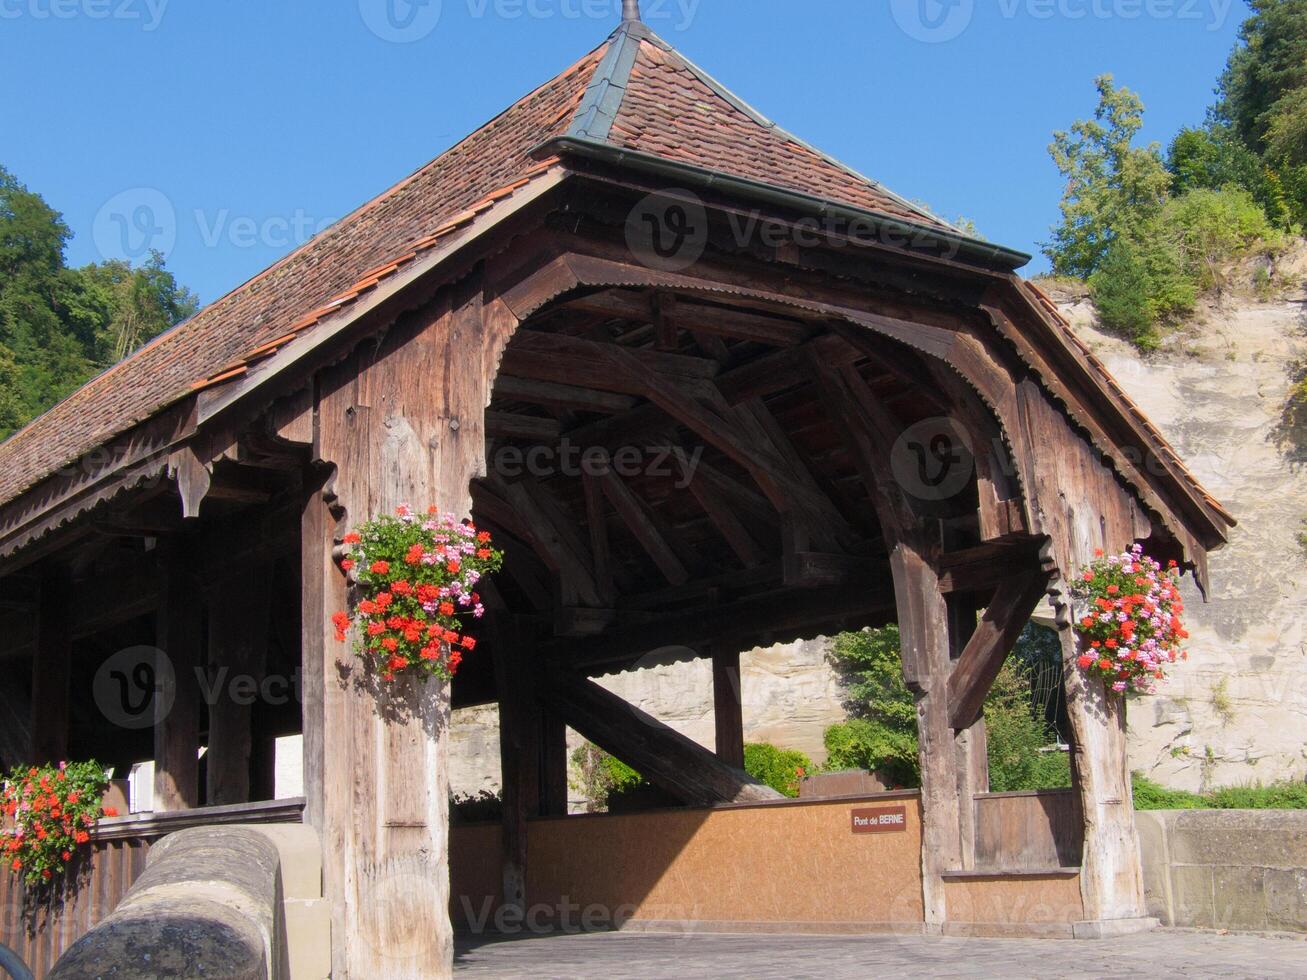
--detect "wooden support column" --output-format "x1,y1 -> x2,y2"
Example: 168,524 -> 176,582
154,542 -> 203,811
711,648 -> 745,770
538,708 -> 569,817
302,278 -> 519,979
31,566 -> 71,765
0,665 -> 33,770
1061,624 -> 1147,923
947,598 -> 986,870
206,567 -> 272,806
890,542 -> 960,930
491,615 -> 539,913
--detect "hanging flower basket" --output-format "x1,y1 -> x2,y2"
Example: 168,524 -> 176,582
2,761 -> 116,887
332,507 -> 504,683
1070,544 -> 1189,695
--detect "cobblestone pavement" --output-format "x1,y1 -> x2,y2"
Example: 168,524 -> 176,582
454,929 -> 1307,978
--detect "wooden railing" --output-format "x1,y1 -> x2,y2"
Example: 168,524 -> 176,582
0,799 -> 304,977
973,789 -> 1083,871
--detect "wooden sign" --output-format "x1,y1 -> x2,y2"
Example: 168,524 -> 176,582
851,805 -> 908,834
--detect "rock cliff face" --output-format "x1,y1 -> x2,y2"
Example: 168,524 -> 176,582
1057,278 -> 1307,792
449,272 -> 1307,799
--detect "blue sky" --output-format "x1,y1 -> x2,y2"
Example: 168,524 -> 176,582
0,0 -> 1249,302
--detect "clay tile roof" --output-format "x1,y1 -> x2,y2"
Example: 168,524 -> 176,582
0,42 -> 606,506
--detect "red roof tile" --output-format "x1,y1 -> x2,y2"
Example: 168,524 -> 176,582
0,43 -> 606,505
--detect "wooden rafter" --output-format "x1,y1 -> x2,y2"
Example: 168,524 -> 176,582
593,469 -> 690,587
947,566 -> 1055,729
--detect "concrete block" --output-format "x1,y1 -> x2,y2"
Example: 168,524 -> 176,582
1210,865 -> 1269,931
1265,868 -> 1307,933
1169,810 -> 1307,868
1134,811 -> 1175,925
283,898 -> 332,980
1071,916 -> 1159,940
1171,865 -> 1214,928
247,824 -> 324,901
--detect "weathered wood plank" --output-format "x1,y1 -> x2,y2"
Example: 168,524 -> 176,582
153,540 -> 203,812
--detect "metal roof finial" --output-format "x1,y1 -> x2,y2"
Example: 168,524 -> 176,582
622,0 -> 642,22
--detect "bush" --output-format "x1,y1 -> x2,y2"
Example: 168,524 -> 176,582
823,719 -> 920,789
744,742 -> 813,798
985,661 -> 1072,792
570,742 -> 645,812
1133,773 -> 1307,810
1160,187 -> 1284,290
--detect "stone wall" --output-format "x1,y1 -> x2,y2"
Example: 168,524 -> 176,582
1137,809 -> 1307,932
1057,284 -> 1307,792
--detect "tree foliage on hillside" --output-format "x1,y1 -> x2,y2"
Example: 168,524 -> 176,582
0,166 -> 198,440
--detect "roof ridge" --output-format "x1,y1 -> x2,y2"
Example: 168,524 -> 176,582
566,20 -> 643,142
618,26 -> 955,232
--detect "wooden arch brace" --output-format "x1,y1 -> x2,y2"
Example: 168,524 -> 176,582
947,564 -> 1056,730
540,668 -> 781,807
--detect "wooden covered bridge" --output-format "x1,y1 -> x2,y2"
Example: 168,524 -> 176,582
0,6 -> 1233,977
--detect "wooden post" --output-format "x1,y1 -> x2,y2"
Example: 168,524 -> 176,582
31,566 -> 71,765
302,280 -> 519,978
890,541 -> 961,930
711,647 -> 745,770
206,568 -> 271,806
539,709 -> 569,816
154,542 -> 203,811
1061,625 -> 1148,923
948,597 -> 986,870
492,615 -> 539,913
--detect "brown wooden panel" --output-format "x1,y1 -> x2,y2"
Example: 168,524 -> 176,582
973,789 -> 1083,871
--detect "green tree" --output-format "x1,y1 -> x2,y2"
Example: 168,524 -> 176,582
1217,0 -> 1307,224
1045,75 -> 1173,278
743,743 -> 814,798
0,165 -> 198,441
825,623 -> 1071,792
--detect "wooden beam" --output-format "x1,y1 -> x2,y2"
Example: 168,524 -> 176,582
937,538 -> 1048,596
594,470 -> 689,587
154,541 -> 203,812
557,573 -> 896,670
540,669 -> 780,807
206,567 -> 272,805
31,567 -> 71,765
685,466 -> 766,567
491,616 -> 538,913
581,474 -> 615,604
889,541 -> 961,929
539,708 -> 569,817
492,376 -> 637,416
948,569 -> 1054,730
486,411 -> 562,442
712,649 -> 745,770
486,473 -> 604,609
565,289 -> 811,347
0,663 -> 32,768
